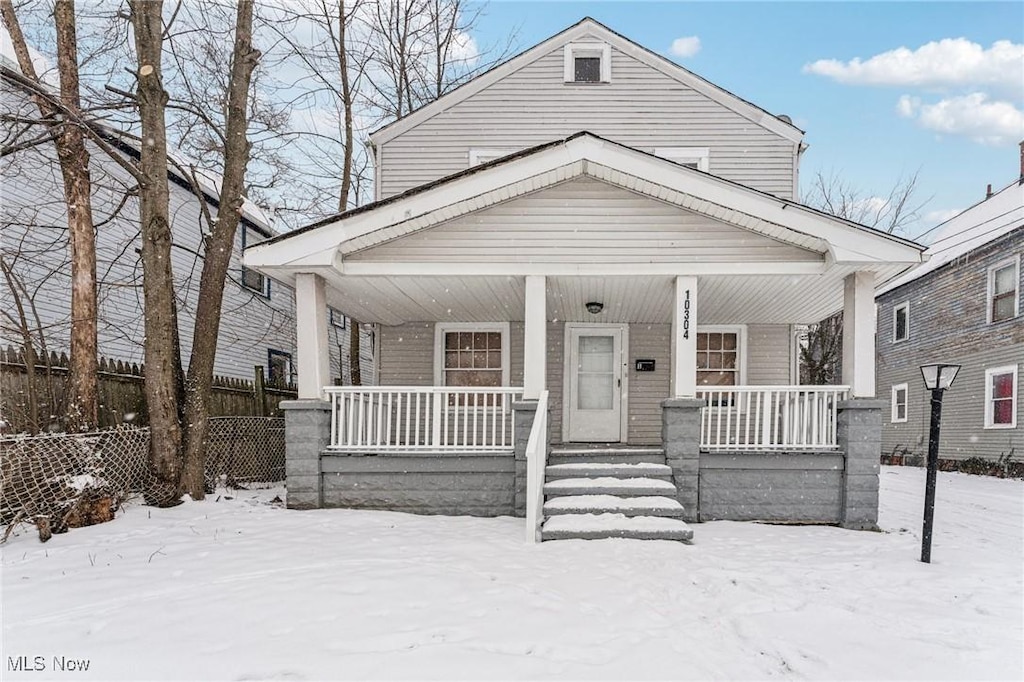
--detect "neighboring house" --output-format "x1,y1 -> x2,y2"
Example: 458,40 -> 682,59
876,170 -> 1023,465
0,64 -> 373,411
246,18 -> 925,541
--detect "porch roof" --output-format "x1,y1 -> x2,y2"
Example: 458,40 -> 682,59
245,132 -> 925,325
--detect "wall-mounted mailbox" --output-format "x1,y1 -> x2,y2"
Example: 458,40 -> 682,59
635,359 -> 656,372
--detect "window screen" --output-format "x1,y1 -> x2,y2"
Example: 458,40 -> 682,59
574,56 -> 601,82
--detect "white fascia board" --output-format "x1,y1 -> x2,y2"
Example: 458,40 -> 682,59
588,141 -> 924,265
369,19 -> 803,147
337,261 -> 828,277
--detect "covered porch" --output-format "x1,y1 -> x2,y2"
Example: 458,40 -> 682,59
243,132 -> 924,537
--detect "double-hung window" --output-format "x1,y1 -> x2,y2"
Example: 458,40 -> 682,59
893,301 -> 909,343
988,256 -> 1020,323
435,323 -> 510,404
891,383 -> 908,423
985,365 -> 1018,429
696,326 -> 745,387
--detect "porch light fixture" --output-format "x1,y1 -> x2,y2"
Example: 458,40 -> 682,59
918,362 -> 960,564
585,301 -> 604,314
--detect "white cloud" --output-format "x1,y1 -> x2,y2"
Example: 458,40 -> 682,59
897,92 -> 1024,146
803,38 -> 1024,97
670,36 -> 701,58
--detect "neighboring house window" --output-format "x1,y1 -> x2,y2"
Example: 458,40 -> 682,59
696,326 -> 746,387
891,383 -> 908,423
267,349 -> 292,386
329,307 -> 346,329
654,147 -> 711,172
468,148 -> 520,167
563,42 -> 611,83
988,256 -> 1020,323
240,225 -> 270,297
893,301 -> 909,343
434,323 -> 511,395
985,365 -> 1018,429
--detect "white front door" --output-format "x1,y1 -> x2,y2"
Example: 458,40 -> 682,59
567,325 -> 626,442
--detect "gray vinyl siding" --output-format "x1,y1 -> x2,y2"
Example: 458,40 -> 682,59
877,228 -> 1024,462
379,34 -> 796,200
379,320 -> 791,445
746,324 -> 793,385
0,149 -> 294,384
353,177 -> 818,264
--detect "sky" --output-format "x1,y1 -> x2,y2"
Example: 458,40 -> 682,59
464,1 -> 1024,240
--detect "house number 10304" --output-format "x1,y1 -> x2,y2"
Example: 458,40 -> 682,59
682,290 -> 691,339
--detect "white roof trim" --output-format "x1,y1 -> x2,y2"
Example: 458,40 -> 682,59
245,134 -> 923,272
368,18 -> 803,146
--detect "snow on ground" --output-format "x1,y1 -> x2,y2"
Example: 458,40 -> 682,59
2,467 -> 1021,681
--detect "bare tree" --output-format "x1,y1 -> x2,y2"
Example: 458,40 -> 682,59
2,0 -> 99,432
799,171 -> 931,384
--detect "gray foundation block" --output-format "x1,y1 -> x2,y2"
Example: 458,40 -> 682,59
837,400 -> 883,530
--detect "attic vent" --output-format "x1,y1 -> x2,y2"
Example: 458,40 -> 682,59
564,42 -> 611,83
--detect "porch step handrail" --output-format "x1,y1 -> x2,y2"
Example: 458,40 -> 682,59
525,390 -> 549,544
698,385 -> 850,451
325,386 -> 523,452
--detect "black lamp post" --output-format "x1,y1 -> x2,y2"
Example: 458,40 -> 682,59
919,362 -> 960,564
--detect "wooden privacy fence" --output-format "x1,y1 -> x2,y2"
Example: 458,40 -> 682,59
0,345 -> 296,434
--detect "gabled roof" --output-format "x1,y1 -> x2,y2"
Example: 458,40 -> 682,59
368,17 -> 804,147
245,131 -> 923,273
878,178 -> 1024,296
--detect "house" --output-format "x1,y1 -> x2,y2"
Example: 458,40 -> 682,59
876,161 -> 1023,468
0,61 -> 373,428
244,18 -> 925,541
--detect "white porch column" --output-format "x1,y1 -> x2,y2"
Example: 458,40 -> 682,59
671,275 -> 698,399
523,275 -> 547,399
294,273 -> 331,399
842,271 -> 876,398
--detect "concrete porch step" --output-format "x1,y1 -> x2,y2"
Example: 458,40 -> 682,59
544,494 -> 684,518
541,513 -> 694,541
543,476 -> 677,498
548,446 -> 667,466
545,462 -> 673,481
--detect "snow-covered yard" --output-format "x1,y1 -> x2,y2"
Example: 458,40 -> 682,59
2,466 -> 1021,681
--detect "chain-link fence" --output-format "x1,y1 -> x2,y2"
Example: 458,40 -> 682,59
1,416 -> 285,541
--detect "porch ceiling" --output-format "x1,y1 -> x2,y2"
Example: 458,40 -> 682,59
320,264 -> 896,326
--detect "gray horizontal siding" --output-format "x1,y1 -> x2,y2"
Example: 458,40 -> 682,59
877,228 -> 1023,462
356,177 -> 816,264
746,324 -> 793,384
628,323 -> 671,444
379,34 -> 796,200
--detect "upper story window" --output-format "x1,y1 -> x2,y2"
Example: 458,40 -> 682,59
893,301 -> 909,343
654,147 -> 710,172
564,42 -> 611,84
988,256 -> 1020,323
240,224 -> 270,297
329,307 -> 346,329
984,364 -> 1018,429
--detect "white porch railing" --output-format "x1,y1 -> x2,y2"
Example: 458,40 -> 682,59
698,385 -> 849,451
325,386 -> 523,451
525,390 -> 549,544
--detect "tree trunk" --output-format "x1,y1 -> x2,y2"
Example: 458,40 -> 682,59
338,0 -> 354,212
349,321 -> 361,386
181,0 -> 259,499
2,0 -> 99,432
130,0 -> 183,506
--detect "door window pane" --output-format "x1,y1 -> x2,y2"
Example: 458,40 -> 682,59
577,335 -> 614,410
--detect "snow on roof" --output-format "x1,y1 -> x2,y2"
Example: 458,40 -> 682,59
878,179 -> 1024,296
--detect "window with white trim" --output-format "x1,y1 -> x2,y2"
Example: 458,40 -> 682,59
988,256 -> 1020,323
891,383 -> 908,423
434,323 -> 510,389
240,225 -> 270,297
564,42 -> 611,83
985,365 -> 1018,429
654,147 -> 710,172
696,326 -> 746,387
893,301 -> 909,342
468,148 -> 520,167
329,307 -> 346,329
